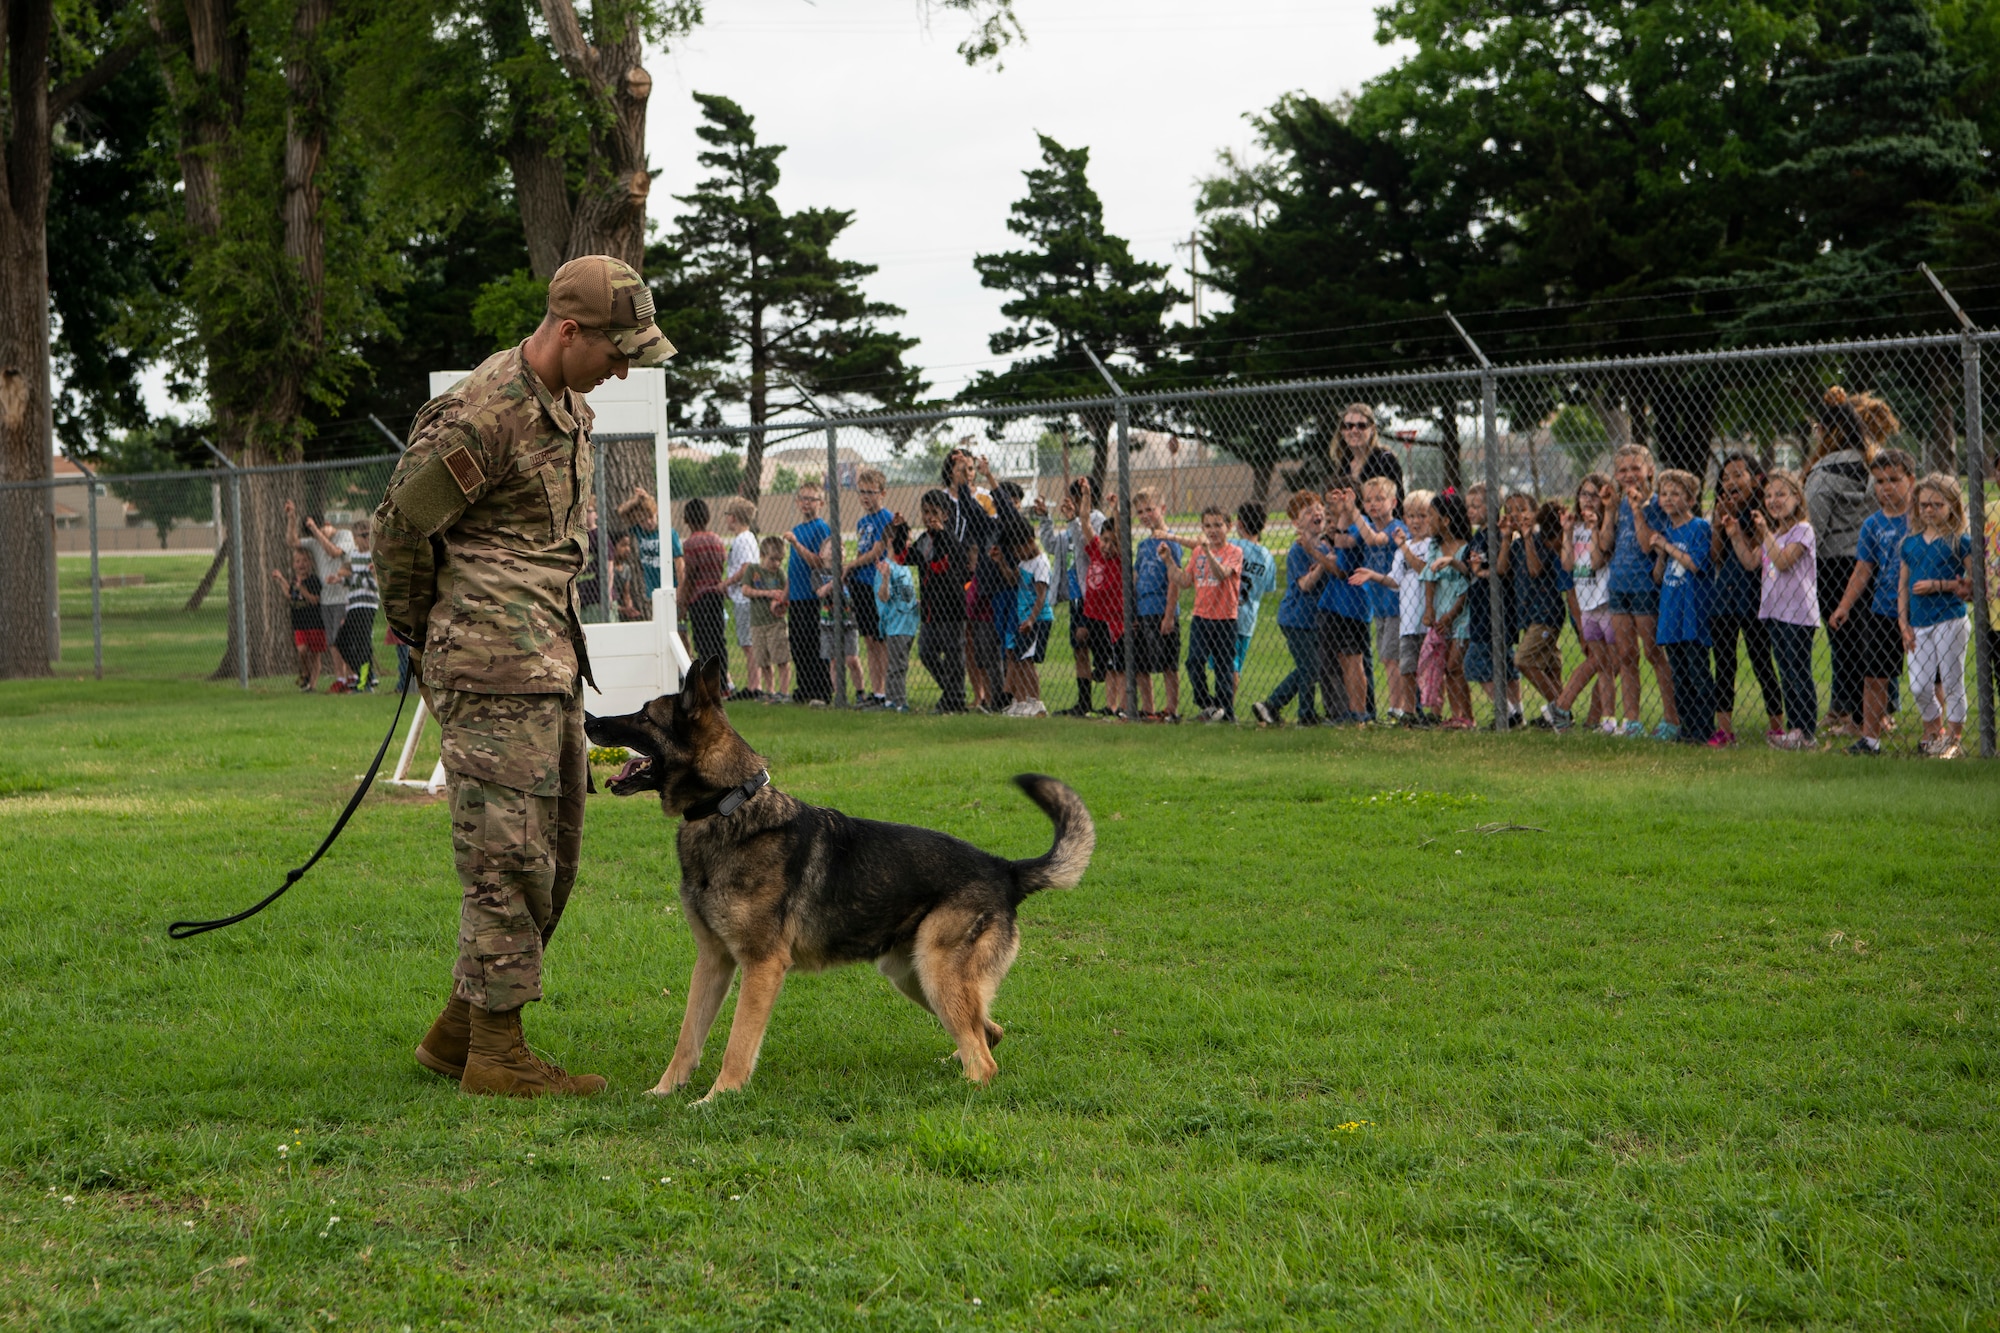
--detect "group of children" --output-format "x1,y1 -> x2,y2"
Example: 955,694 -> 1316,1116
1239,441 -> 1980,758
678,437 -> 1986,756
274,499 -> 381,693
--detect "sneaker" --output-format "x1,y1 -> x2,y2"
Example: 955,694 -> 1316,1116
1028,699 -> 1049,717
328,679 -> 349,694
1651,722 -> 1679,742
1766,724 -> 1786,743
727,687 -> 759,702
1769,728 -> 1813,751
1917,736 -> 1944,757
1540,704 -> 1573,731
1844,737 -> 1881,756
1620,721 -> 1645,738
1508,708 -> 1525,729
807,699 -> 828,709
1597,718 -> 1618,735
1441,716 -> 1474,730
1385,709 -> 1408,727
1251,701 -> 1277,728
1936,742 -> 1963,759
1705,732 -> 1733,748
1197,706 -> 1224,723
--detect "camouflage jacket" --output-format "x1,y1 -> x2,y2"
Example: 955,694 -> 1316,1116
373,344 -> 595,694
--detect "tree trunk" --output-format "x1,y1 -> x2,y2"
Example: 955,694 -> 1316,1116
0,0 -> 57,677
534,0 -> 652,270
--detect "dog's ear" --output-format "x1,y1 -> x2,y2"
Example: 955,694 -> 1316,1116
684,654 -> 727,714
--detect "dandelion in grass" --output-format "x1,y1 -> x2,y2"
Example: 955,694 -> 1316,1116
62,1195 -> 75,1206
1335,1120 -> 1374,1132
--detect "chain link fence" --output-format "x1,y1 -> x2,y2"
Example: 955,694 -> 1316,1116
6,331 -> 1993,756
668,331 -> 1994,757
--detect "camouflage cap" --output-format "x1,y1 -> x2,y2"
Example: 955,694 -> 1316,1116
547,255 -> 676,366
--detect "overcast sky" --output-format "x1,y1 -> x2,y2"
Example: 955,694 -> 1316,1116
648,0 -> 1408,399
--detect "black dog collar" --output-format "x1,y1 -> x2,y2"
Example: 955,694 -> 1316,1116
682,769 -> 769,822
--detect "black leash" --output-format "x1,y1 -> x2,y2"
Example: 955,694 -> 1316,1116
170,674 -> 416,941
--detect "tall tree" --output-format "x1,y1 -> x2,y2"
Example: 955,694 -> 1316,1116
0,0 -> 143,677
960,134 -> 1177,494
646,92 -> 925,501
1189,95 -> 1478,492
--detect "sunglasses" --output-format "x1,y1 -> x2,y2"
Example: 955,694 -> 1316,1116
1341,421 -> 1372,431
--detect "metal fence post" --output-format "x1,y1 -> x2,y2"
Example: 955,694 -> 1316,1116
204,440 -> 251,691
1084,348 -> 1139,703
826,421 -> 847,708
1966,337 -> 1993,758
1922,265 -> 1993,758
66,455 -> 104,679
1449,313 -> 1508,730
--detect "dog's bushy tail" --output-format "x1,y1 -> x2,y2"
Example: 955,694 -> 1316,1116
1010,774 -> 1095,900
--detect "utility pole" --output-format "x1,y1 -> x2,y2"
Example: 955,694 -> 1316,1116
1174,230 -> 1201,325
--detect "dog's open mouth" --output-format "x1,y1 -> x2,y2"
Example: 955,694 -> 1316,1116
606,751 -> 659,796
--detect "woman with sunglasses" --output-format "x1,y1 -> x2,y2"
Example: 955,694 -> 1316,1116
1334,403 -> 1404,516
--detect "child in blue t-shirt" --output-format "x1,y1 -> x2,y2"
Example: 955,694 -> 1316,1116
1253,491 -> 1329,727
1829,448 -> 1916,755
874,519 -> 919,712
1649,469 -> 1714,744
1352,477 -> 1411,720
1132,488 -> 1184,720
1230,502 -> 1277,675
1899,474 -> 1974,757
1299,485 -> 1373,722
1464,486 -> 1525,728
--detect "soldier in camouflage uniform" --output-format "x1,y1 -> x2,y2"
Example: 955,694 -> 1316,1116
374,255 -> 675,1098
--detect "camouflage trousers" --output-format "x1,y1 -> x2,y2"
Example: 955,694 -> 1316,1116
428,684 -> 587,1013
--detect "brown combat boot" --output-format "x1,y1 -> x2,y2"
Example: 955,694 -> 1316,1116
414,995 -> 471,1080
460,1005 -> 606,1098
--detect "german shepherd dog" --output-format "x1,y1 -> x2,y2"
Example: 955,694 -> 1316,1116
585,657 -> 1095,1101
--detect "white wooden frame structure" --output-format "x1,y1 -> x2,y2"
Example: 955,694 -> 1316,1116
383,367 -> 688,792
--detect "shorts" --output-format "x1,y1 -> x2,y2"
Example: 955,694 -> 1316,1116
1607,587 -> 1659,618
320,602 -> 345,640
820,619 -> 859,661
847,582 -> 883,640
750,620 -> 790,666
1133,619 -> 1181,675
1374,616 -> 1400,671
1854,610 -> 1905,680
293,628 -> 328,653
1074,612 -> 1116,679
1579,606 -> 1613,643
1013,620 -> 1053,663
1514,622 -> 1562,678
1398,632 -> 1424,677
1465,636 -> 1520,684
1320,612 -> 1368,657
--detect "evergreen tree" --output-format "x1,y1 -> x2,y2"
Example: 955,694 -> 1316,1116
646,93 -> 924,502
961,134 -> 1178,492
1730,0 -> 1985,336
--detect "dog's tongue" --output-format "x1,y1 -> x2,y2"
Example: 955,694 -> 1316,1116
614,756 -> 652,783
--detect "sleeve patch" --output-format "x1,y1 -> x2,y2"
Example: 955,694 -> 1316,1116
442,445 -> 487,495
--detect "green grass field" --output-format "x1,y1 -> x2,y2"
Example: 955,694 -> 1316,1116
1,679 -> 1994,1330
